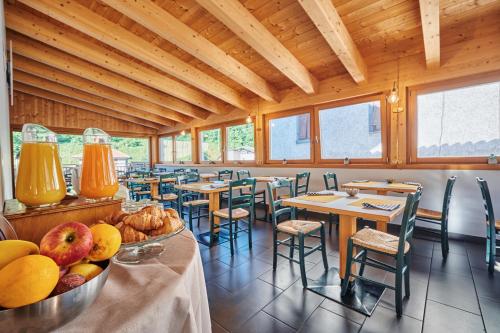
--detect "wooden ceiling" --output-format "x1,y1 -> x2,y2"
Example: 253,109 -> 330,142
6,0 -> 499,132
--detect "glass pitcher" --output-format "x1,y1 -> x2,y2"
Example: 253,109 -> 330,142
80,128 -> 119,199
15,124 -> 66,207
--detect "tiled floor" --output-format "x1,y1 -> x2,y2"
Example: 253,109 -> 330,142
191,209 -> 499,333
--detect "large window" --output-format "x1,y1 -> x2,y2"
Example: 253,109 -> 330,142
267,111 -> 312,162
175,133 -> 192,162
226,123 -> 255,161
159,136 -> 173,163
200,128 -> 222,162
410,76 -> 500,163
318,98 -> 384,161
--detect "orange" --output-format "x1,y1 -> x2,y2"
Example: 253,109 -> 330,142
69,263 -> 103,281
0,254 -> 59,308
87,224 -> 122,261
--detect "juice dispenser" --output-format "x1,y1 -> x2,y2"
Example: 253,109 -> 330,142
15,124 -> 66,206
79,128 -> 118,199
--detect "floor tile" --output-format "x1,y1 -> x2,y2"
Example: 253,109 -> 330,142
212,320 -> 229,333
320,298 -> 367,325
471,268 -> 500,301
360,305 -> 422,333
258,260 -> 316,290
299,307 -> 361,333
431,252 -> 472,278
379,275 -> 428,320
478,296 -> 500,333
213,258 -> 272,292
234,311 -> 295,333
203,259 -> 232,282
422,300 -> 484,333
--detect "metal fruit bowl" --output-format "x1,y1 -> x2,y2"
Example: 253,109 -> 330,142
0,260 -> 110,333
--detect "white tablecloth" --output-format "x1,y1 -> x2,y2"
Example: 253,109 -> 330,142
56,230 -> 211,333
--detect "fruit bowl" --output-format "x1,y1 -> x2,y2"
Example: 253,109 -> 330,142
0,259 -> 110,332
113,220 -> 186,265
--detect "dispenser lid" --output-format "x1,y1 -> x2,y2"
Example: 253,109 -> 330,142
83,128 -> 111,144
21,123 -> 57,143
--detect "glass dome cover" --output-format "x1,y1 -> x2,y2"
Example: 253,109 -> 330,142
21,123 -> 57,143
83,128 -> 111,144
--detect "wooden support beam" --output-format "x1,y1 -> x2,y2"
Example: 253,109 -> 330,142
5,5 -> 228,115
14,83 -> 161,130
17,0 -> 251,111
14,70 -> 176,127
102,0 -> 279,103
419,0 -> 440,69
196,0 -> 318,95
13,56 -> 206,126
298,0 -> 368,83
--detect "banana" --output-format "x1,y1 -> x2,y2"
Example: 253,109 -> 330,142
0,240 -> 40,270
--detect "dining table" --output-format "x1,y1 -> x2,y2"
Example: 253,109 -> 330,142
342,180 -> 419,195
199,173 -> 218,182
123,177 -> 177,198
282,190 -> 407,315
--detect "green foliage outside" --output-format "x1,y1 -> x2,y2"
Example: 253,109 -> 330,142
175,133 -> 192,161
227,123 -> 254,150
201,128 -> 221,161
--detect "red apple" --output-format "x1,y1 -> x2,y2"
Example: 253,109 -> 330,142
52,273 -> 86,296
40,222 -> 93,267
59,266 -> 69,279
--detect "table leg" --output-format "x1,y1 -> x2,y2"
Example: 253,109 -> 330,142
376,221 -> 387,233
151,182 -> 159,198
209,193 -> 220,233
376,190 -> 388,195
338,215 -> 358,279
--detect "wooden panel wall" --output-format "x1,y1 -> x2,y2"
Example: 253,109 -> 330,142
10,92 -> 156,136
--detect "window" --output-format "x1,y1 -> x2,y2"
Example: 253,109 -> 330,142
410,76 -> 500,163
159,136 -> 173,163
267,111 -> 312,161
226,123 -> 255,161
175,133 -> 192,162
318,99 -> 384,160
200,128 -> 222,162
110,137 -> 149,163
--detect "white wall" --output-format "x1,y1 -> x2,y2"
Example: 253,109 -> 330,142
0,0 -> 13,210
157,164 -> 500,238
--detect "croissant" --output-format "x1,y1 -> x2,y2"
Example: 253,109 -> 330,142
150,215 -> 183,236
121,225 -> 148,243
164,208 -> 180,220
124,213 -> 163,231
140,205 -> 165,219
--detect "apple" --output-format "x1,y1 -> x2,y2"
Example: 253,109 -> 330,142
59,266 -> 69,279
52,273 -> 86,296
40,222 -> 93,267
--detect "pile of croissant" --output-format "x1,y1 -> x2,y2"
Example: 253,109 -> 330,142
103,206 -> 183,243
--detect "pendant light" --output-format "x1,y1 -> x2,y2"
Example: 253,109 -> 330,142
387,57 -> 401,107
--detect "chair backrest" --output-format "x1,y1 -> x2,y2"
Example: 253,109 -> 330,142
227,178 -> 256,213
185,171 -> 199,183
218,169 -> 233,180
185,168 -> 198,173
236,169 -> 251,180
477,177 -> 496,236
323,172 -> 339,191
398,187 -> 423,253
295,172 -> 310,196
441,176 -> 457,224
174,168 -> 185,174
159,173 -> 177,194
137,170 -> 151,178
267,180 -> 295,228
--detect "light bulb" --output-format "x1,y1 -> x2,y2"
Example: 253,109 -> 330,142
180,130 -> 186,135
386,81 -> 399,105
246,115 -> 252,124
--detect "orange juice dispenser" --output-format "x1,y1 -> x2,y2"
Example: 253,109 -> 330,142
15,124 -> 66,207
79,128 -> 119,199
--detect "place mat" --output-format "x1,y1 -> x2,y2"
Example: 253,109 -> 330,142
349,198 -> 404,208
297,195 -> 343,203
387,183 -> 418,189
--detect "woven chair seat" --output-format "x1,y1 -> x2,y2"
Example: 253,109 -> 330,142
183,199 -> 209,207
241,189 -> 265,196
416,208 -> 442,220
352,227 -> 410,255
153,193 -> 178,201
213,208 -> 249,219
277,220 -> 321,236
135,190 -> 151,195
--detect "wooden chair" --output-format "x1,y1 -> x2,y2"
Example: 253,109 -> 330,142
218,169 -> 233,201
341,187 -> 422,317
209,178 -> 256,256
476,178 -> 499,274
323,172 -> 339,234
295,172 -> 310,219
415,176 -> 456,258
267,179 -> 328,288
178,179 -> 209,232
237,170 -> 267,221
154,173 -> 178,209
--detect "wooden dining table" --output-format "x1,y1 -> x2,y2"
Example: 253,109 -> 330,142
342,181 -> 419,195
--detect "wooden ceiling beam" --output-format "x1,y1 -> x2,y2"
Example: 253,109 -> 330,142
14,70 -> 176,127
17,0 -> 251,111
14,83 -> 161,131
196,0 -> 318,95
419,0 -> 441,69
13,55 -> 205,126
5,5 -> 227,116
101,0 -> 279,103
298,0 -> 368,83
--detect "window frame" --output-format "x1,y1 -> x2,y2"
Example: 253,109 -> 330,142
264,108 -> 314,164
314,94 -> 389,164
407,72 -> 500,165
197,124 -> 223,164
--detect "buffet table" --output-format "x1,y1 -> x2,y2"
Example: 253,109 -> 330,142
55,230 -> 211,333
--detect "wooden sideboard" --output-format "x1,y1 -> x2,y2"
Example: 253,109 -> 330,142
2,196 -> 122,244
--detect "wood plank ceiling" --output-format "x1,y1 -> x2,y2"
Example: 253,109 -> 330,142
6,0 -> 499,133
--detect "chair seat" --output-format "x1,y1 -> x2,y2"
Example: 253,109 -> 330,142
153,193 -> 178,201
213,208 -> 249,219
277,220 -> 321,236
352,227 -> 410,255
135,190 -> 151,195
183,199 -> 209,207
242,189 -> 265,196
416,208 -> 442,220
